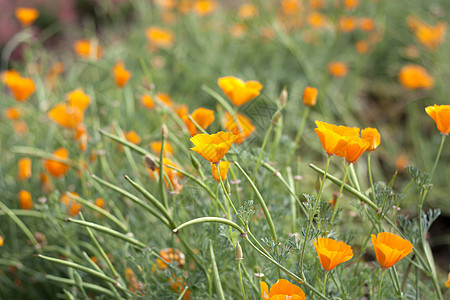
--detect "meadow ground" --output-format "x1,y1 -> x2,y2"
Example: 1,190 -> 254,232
1,0 -> 449,299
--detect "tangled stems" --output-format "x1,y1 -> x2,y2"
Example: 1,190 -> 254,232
299,155 -> 331,274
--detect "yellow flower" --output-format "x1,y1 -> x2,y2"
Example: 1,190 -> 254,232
18,157 -> 32,180
218,76 -> 263,106
113,62 -> 131,88
313,237 -> 353,271
302,86 -> 318,106
371,232 -> 413,269
18,190 -> 33,210
398,64 -> 434,90
425,104 -> 450,135
125,130 -> 141,145
44,148 -> 71,178
361,128 -> 381,151
15,7 -> 39,27
314,121 -> 358,156
211,161 -> 231,181
67,89 -> 90,112
192,0 -> 218,16
190,131 -> 237,163
48,103 -> 83,129
141,95 -> 155,109
260,279 -> 305,300
146,27 -> 175,49
224,112 -> 255,144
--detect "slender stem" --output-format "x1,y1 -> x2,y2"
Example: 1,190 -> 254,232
322,271 -> 329,295
289,106 -> 310,161
238,261 -> 246,300
367,153 -> 376,200
328,162 -> 350,230
209,242 -> 225,300
300,155 -> 331,273
159,128 -> 168,209
429,134 -> 446,182
378,269 -> 386,300
349,163 -> 361,191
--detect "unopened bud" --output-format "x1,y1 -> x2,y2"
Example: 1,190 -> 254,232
278,87 -> 288,107
235,242 -> 243,260
145,155 -> 157,171
271,110 -> 282,124
225,180 -> 231,196
190,152 -> 201,170
73,271 -> 83,289
161,124 -> 168,138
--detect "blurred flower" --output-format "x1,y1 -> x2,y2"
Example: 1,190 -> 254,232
147,158 -> 182,192
313,237 -> 353,271
230,23 -> 248,38
192,0 -> 218,16
141,94 -> 155,109
211,160 -> 231,181
339,16 -> 357,32
260,279 -> 305,300
170,275 -> 190,300
73,39 -> 103,59
125,130 -> 141,145
361,128 -> 381,151
281,0 -> 303,15
408,16 -> 447,50
398,64 -> 434,90
355,40 -> 369,54
1,70 -> 36,102
344,0 -> 359,10
0,236 -> 3,247
445,273 -> 450,288
425,104 -> 450,135
156,92 -> 174,107
95,198 -> 106,209
224,112 -> 255,144
307,12 -> 327,29
156,248 -> 186,270
60,192 -> 82,216
45,61 -> 64,90
113,62 -> 131,88
44,148 -> 71,178
328,62 -> 348,78
190,131 -> 237,163
302,86 -> 318,106
150,141 -> 174,156
48,103 -> 83,129
67,89 -> 90,112
183,107 -> 215,136
371,232 -> 413,268
126,268 -> 146,294
39,172 -> 54,194
314,121 -> 359,156
5,107 -> 20,120
395,154 -> 408,171
146,26 -> 175,48
239,3 -> 258,19
15,7 -> 39,27
13,121 -> 28,135
18,190 -> 33,210
75,124 -> 89,152
18,157 -> 32,180
359,17 -> 375,31
218,76 -> 263,106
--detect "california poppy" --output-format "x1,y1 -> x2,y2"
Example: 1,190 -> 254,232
398,64 -> 434,90
211,161 -> 231,181
425,104 -> 450,135
156,248 -> 186,270
5,107 -> 20,120
141,95 -> 155,109
314,121 -> 359,156
313,237 -> 353,271
150,141 -> 174,156
224,112 -> 255,144
44,148 -> 71,178
260,279 -> 305,300
15,7 -> 39,27
113,62 -> 131,88
302,86 -> 318,106
147,158 -> 182,192
48,103 -> 83,129
218,76 -> 263,106
1,71 -> 36,102
328,62 -> 348,78
361,128 -> 381,151
339,16 -> 357,32
192,0 -> 218,16
18,157 -> 32,180
190,131 -> 237,163
307,12 -> 327,29
445,272 -> 450,288
73,39 -> 103,59
67,89 -> 90,111
184,107 -> 215,136
146,27 -> 175,49
18,190 -> 33,210
339,136 -> 370,163
156,93 -> 174,107
125,130 -> 141,145
371,232 -> 413,269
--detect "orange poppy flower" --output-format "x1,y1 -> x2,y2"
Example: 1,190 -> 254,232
355,40 -> 369,54
224,112 -> 255,144
44,148 -> 71,178
60,192 -> 82,216
313,237 -> 353,271
73,39 -> 103,59
95,198 -> 105,209
211,161 -> 230,181
408,17 -> 447,50
192,0 -> 218,16
170,275 -> 190,300
147,158 -> 182,192
395,154 -> 409,171
190,131 -> 237,163
361,128 -> 381,151
18,190 -> 33,210
307,12 -> 327,29
5,107 -> 20,120
184,107 -> 215,136
2,71 -> 36,102
359,17 -> 375,31
339,136 -> 370,163
239,3 -> 258,19
344,0 -> 359,10
176,104 -> 189,118
302,86 -> 318,106
125,130 -> 141,145
125,268 -> 146,294
145,27 -> 175,48
141,95 -> 155,109
339,16 -> 357,32
15,7 -> 39,27
314,121 -> 359,156
371,232 -> 413,269
261,279 -> 305,300
328,62 -> 348,78
48,103 -> 83,129
156,92 -> 174,107
18,157 -> 32,180
39,172 -> 54,194
425,104 -> 450,135
398,64 -> 434,90
113,62 -> 131,88
67,89 -> 90,111
218,76 -> 263,106
156,248 -> 186,270
150,141 -> 174,156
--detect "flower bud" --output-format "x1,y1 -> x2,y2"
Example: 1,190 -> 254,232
302,86 -> 318,107
271,110 -> 282,124
161,124 -> 168,138
190,152 -> 201,170
278,87 -> 288,107
145,154 -> 157,171
235,242 -> 243,260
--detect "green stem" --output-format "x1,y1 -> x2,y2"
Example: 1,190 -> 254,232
328,162 -> 350,230
238,261 -> 247,300
322,271 -> 329,295
251,122 -> 274,186
289,106 -> 310,160
367,152 -> 376,201
209,242 -> 225,300
429,134 -> 446,182
159,127 -> 168,209
45,275 -> 120,298
378,269 -> 386,300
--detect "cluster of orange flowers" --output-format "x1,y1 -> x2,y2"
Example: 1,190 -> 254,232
407,16 -> 447,51
314,121 -> 380,163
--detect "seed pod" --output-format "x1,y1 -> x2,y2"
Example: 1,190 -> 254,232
235,242 -> 243,260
